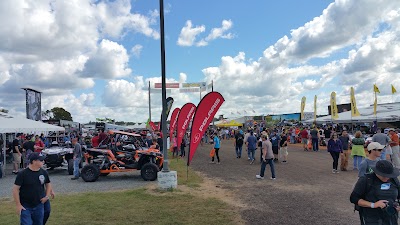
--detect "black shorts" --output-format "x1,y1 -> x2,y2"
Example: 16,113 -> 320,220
272,146 -> 279,155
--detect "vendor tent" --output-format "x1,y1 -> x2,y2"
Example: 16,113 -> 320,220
0,112 -> 65,175
304,103 -> 400,124
216,119 -> 243,127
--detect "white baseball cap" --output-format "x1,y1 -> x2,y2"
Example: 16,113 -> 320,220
367,142 -> 385,151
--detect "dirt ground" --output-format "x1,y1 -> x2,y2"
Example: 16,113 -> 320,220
189,139 -> 360,225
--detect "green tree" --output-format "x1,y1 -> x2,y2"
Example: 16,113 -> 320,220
43,107 -> 73,121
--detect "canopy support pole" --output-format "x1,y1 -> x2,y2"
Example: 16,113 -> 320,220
2,133 -> 6,177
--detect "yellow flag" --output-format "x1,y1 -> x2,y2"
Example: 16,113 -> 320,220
301,96 -> 306,120
330,92 -> 339,120
373,84 -> 380,93
392,84 -> 397,94
314,95 -> 317,122
350,87 -> 361,117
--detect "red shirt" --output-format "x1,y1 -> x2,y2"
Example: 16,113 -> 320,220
300,130 -> 309,139
34,140 -> 44,152
92,136 -> 99,147
390,134 -> 399,147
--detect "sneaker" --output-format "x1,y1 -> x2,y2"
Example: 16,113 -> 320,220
282,161 -> 287,163
71,177 -> 79,180
332,169 -> 336,174
256,175 -> 264,179
270,177 -> 276,180
209,161 -> 215,164
250,159 -> 255,164
248,157 -> 251,160
335,170 -> 339,174
217,162 -> 221,164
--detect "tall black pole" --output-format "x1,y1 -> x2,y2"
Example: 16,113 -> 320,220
212,80 -> 214,92
159,0 -> 169,172
148,81 -> 151,122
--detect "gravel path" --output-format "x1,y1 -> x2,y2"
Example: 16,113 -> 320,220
190,140 -> 360,225
0,166 -> 148,199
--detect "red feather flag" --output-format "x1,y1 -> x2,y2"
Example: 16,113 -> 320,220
176,103 -> 196,149
188,92 -> 225,166
169,108 -> 180,142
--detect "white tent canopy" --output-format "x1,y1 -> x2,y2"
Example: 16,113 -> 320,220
1,112 -> 65,176
0,112 -> 65,133
304,103 -> 400,124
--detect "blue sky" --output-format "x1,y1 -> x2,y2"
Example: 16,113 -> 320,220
0,0 -> 399,123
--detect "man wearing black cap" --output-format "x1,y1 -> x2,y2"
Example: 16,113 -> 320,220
350,160 -> 400,224
12,152 -> 53,225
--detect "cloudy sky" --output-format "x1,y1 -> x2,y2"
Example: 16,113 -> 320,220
1,0 -> 400,123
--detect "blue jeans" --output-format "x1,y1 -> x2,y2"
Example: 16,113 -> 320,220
44,200 -> 51,224
235,145 -> 242,157
312,138 -> 319,151
73,158 -> 81,178
248,149 -> 255,161
290,136 -> 295,144
353,156 -> 364,170
20,203 -> 44,225
260,159 -> 276,178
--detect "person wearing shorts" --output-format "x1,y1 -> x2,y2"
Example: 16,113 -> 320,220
12,134 -> 22,174
270,131 -> 280,162
300,128 -> 309,151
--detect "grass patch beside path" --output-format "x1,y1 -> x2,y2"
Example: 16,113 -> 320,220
0,188 -> 236,225
167,152 -> 203,187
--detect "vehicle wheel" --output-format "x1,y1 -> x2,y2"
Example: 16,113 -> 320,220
67,159 -> 74,175
140,163 -> 159,181
81,164 -> 100,182
99,173 -> 110,176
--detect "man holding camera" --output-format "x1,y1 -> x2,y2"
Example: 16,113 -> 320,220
350,160 -> 400,225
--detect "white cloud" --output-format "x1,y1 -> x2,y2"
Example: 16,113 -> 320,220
198,20 -> 234,46
177,20 -> 205,46
177,19 -> 234,47
131,44 -> 143,58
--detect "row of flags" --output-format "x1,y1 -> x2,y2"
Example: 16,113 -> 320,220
230,109 -> 256,115
301,84 -> 398,121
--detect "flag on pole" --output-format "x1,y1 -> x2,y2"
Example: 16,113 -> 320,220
313,95 -> 317,122
300,96 -> 306,120
252,109 -> 256,113
237,111 -> 241,115
350,87 -> 361,117
373,84 -> 380,93
330,92 -> 339,120
392,84 -> 397,94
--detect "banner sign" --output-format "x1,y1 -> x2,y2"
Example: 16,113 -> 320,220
150,88 -> 172,94
300,96 -> 306,121
188,92 -> 225,166
154,83 -> 180,88
169,108 -> 180,140
182,82 -> 206,88
179,88 -> 200,93
350,87 -> 361,117
158,97 -> 174,131
149,121 -> 157,131
177,103 -> 196,149
330,92 -> 339,120
24,88 -> 42,121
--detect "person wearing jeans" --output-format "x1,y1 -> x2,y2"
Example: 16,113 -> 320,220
13,152 -> 53,225
246,131 -> 257,164
71,138 -> 82,180
327,133 -> 343,173
211,135 -> 221,164
234,130 -> 244,158
310,127 -> 320,152
351,131 -> 366,170
256,135 -> 276,179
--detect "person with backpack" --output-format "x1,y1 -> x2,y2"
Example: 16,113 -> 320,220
234,130 -> 244,158
358,142 -> 384,177
350,160 -> 400,225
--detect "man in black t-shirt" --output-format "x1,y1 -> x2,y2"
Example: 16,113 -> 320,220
13,152 -> 54,225
234,130 -> 244,158
12,134 -> 22,174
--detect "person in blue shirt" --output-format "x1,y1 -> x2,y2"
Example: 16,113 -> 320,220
211,134 -> 221,164
270,131 -> 281,162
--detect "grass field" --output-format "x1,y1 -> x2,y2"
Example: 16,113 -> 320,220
0,154 -> 236,225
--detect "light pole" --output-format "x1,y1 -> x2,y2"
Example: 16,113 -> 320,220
159,0 -> 169,172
